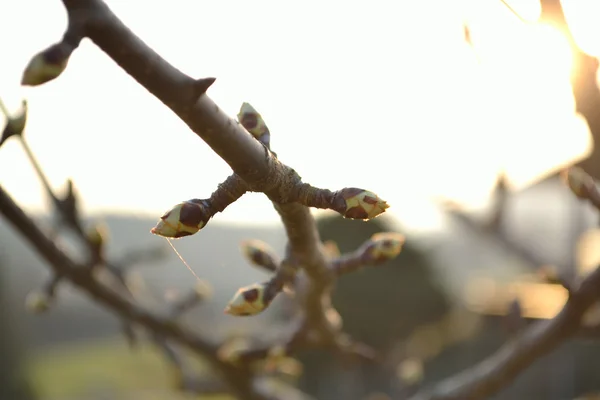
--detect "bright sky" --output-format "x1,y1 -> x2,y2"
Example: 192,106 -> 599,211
0,0 -> 599,231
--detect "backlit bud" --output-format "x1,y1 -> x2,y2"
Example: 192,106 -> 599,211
217,336 -> 251,365
322,240 -> 341,258
21,43 -> 71,86
563,167 -> 594,199
396,357 -> 424,386
262,345 -> 303,376
338,188 -> 389,220
25,291 -> 50,313
240,239 -> 278,271
365,232 -> 405,262
87,221 -> 109,246
224,282 -> 274,316
151,199 -> 210,238
238,102 -> 269,140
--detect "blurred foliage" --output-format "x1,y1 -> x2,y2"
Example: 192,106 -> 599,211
297,214 -> 451,399
26,338 -> 231,400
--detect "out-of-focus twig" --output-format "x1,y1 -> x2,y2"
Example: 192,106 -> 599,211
409,263 -> 600,400
409,168 -> 600,400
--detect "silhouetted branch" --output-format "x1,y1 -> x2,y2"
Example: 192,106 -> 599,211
0,185 -> 267,399
409,264 -> 600,400
9,0 -> 596,399
410,168 -> 600,400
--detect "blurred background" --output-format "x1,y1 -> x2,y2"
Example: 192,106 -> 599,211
2,0 -> 600,399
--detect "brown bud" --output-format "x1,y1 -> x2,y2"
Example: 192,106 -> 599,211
21,43 -> 71,86
238,102 -> 269,140
337,188 -> 389,220
25,290 -> 51,313
224,282 -> 275,316
87,220 -> 109,246
151,199 -> 211,238
563,167 -> 594,199
217,336 -> 251,365
240,239 -> 278,271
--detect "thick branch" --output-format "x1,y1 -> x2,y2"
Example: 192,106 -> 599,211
409,265 -> 600,400
62,0 -> 272,185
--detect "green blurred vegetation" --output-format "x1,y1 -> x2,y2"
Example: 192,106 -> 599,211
26,337 -> 231,400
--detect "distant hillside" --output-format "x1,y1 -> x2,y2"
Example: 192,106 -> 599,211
0,213 -> 289,349
1,177 -> 593,351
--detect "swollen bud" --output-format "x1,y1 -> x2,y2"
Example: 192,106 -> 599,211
322,240 -> 341,259
151,199 -> 211,238
25,291 -> 51,314
263,345 -> 303,376
87,221 -> 109,247
217,335 -> 252,365
21,43 -> 71,86
364,232 -> 405,263
237,103 -> 270,141
240,239 -> 278,272
337,188 -> 389,220
224,281 -> 275,316
396,357 -> 424,386
562,167 -> 595,199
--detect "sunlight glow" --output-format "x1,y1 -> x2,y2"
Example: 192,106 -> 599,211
0,0 -> 596,230
463,277 -> 568,319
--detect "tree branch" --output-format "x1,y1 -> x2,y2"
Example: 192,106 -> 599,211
410,167 -> 600,400
0,185 -> 267,399
61,0 -> 275,186
409,264 -> 600,400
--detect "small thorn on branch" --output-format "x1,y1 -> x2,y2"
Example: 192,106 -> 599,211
0,99 -> 28,147
192,77 -> 216,98
503,298 -> 526,337
59,179 -> 80,227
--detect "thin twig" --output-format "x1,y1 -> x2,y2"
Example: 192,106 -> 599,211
0,185 -> 266,400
